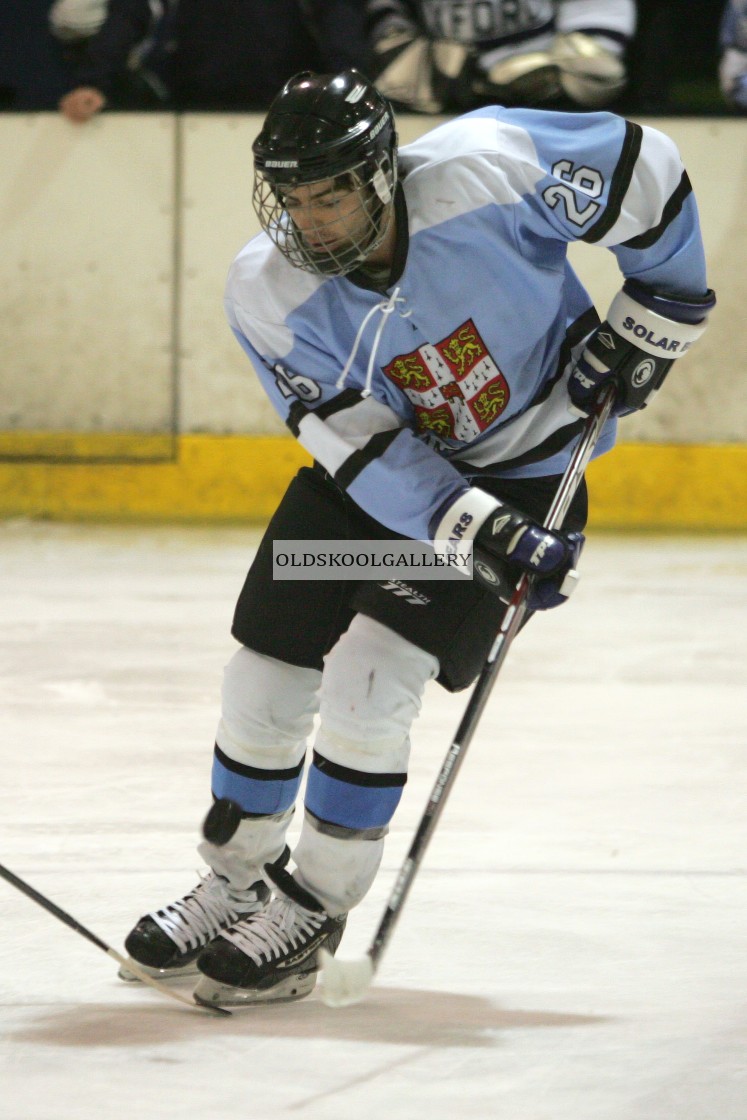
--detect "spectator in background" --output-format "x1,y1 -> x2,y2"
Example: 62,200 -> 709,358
0,0 -> 74,109
366,0 -> 636,113
719,0 -> 747,109
50,0 -> 108,40
57,0 -> 368,122
55,0 -> 175,121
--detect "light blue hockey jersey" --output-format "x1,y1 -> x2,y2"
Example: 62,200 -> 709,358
225,106 -> 708,543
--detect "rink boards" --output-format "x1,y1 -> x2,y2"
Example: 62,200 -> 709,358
0,113 -> 744,527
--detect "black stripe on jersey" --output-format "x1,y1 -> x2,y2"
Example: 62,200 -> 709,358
474,419 -> 585,476
333,427 -> 402,490
582,120 -> 642,244
213,744 -> 304,782
286,388 -> 364,437
314,388 -> 365,420
287,399 -> 306,437
311,750 -> 407,789
621,172 -> 693,250
530,306 -> 601,407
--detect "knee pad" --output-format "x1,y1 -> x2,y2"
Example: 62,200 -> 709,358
212,646 -> 320,816
317,614 -> 438,771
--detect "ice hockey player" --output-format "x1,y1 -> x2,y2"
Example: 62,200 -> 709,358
121,69 -> 714,1006
366,0 -> 636,112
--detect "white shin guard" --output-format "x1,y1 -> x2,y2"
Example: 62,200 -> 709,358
317,615 -> 439,775
293,818 -> 385,918
217,645 -> 320,766
201,646 -> 321,890
197,623 -> 438,914
296,615 -> 439,915
197,807 -> 294,892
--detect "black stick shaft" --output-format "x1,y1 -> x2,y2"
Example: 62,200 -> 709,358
0,862 -> 109,952
0,860 -> 232,1015
368,386 -> 616,968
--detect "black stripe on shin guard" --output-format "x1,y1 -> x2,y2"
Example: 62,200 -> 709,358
304,806 -> 389,842
310,750 -> 406,789
213,744 -> 304,783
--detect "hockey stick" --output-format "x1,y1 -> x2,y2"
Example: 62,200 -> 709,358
0,862 -> 232,1016
320,384 -> 617,1007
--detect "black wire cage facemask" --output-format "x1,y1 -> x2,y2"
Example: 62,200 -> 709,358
252,70 -> 399,277
253,151 -> 397,277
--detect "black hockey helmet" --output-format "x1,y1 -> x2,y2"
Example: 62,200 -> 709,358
252,70 -> 398,276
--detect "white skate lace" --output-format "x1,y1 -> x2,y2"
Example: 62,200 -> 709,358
151,872 -> 254,955
221,896 -> 324,966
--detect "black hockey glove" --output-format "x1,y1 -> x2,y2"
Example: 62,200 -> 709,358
434,489 -> 584,611
569,279 -> 716,417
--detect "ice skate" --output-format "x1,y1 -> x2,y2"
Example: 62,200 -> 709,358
119,871 -> 270,981
193,891 -> 346,1007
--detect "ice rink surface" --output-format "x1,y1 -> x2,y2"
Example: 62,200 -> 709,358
0,520 -> 745,1120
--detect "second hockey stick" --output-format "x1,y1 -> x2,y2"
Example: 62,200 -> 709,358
0,862 -> 232,1016
320,384 -> 616,1007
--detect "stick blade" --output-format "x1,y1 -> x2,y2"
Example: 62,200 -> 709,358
107,949 -> 232,1016
319,948 -> 374,1008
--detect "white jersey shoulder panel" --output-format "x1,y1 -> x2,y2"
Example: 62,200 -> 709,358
225,234 -> 322,358
399,114 -> 546,236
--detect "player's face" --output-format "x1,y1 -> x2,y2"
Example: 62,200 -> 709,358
283,177 -> 372,256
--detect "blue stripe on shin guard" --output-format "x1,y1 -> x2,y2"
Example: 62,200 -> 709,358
211,745 -> 303,815
304,753 -> 406,831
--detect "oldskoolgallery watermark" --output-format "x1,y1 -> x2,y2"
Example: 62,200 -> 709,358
272,539 -> 473,581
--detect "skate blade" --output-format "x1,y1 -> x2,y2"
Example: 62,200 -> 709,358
118,957 -> 200,983
193,970 -> 316,1007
